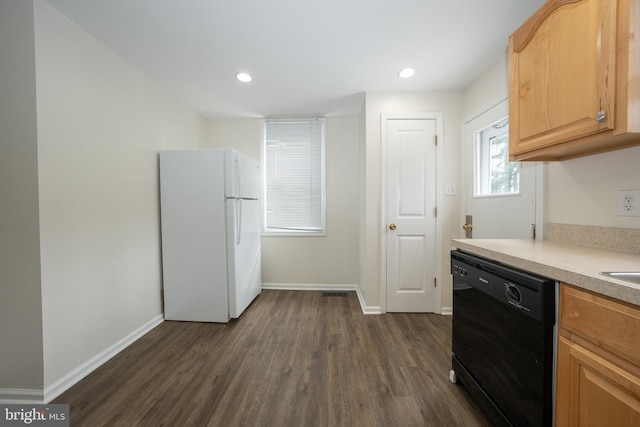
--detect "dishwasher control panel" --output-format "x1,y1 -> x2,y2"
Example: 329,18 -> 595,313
451,250 -> 556,324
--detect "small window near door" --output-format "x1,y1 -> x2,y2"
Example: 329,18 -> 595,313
475,118 -> 520,197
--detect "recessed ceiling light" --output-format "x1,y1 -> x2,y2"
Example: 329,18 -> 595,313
398,68 -> 416,79
236,72 -> 252,83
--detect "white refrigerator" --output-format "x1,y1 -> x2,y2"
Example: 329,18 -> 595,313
159,148 -> 262,322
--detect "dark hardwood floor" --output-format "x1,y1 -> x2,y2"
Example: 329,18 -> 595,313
54,290 -> 491,426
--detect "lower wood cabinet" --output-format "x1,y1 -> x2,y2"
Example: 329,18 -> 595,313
557,284 -> 640,426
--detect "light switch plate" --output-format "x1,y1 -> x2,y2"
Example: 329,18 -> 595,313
445,184 -> 457,196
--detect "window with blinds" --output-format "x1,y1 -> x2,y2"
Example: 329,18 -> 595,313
262,119 -> 326,235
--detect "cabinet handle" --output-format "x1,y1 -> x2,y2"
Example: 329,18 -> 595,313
596,111 -> 606,122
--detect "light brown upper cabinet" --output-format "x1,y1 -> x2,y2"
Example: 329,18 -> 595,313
509,0 -> 640,161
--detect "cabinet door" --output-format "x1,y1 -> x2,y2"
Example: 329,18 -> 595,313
509,0 -> 617,157
557,336 -> 640,427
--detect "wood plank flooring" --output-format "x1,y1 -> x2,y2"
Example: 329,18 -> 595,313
54,290 -> 491,426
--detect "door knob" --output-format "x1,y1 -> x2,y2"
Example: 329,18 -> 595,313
462,223 -> 473,231
389,224 -> 397,230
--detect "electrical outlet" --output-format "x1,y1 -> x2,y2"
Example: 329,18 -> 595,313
618,190 -> 640,216
445,184 -> 457,196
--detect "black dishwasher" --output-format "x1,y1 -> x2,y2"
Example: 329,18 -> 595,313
450,250 -> 556,427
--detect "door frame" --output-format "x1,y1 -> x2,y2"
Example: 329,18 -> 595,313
380,113 -> 444,314
461,97 -> 545,240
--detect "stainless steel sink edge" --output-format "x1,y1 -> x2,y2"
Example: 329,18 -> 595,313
599,272 -> 640,285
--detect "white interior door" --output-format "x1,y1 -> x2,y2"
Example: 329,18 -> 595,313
463,99 -> 537,239
386,118 -> 437,312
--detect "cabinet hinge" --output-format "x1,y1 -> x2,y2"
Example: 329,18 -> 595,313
434,207 -> 437,217
434,135 -> 438,146
531,223 -> 536,239
434,278 -> 437,288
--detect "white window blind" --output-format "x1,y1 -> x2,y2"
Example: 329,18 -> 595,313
263,119 -> 325,234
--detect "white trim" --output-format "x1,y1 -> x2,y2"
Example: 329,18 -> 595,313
262,283 -> 358,291
261,283 -> 381,315
463,95 -> 509,125
0,389 -> 44,404
535,162 -> 545,239
357,295 -> 382,315
43,314 -> 164,403
380,113 -> 444,315
440,306 -> 453,316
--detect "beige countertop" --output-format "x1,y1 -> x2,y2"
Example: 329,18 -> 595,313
451,238 -> 640,307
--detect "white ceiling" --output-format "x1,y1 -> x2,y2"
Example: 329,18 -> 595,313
45,0 -> 545,118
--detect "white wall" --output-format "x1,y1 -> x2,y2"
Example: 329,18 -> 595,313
362,91 -> 464,312
33,0 -> 206,392
462,51 -> 508,120
205,119 -> 262,160
545,146 -> 640,229
206,117 -> 360,287
0,0 -> 44,392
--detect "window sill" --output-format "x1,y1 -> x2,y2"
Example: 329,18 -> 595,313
262,229 -> 326,237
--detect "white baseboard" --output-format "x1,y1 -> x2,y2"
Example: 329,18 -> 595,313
262,283 -> 357,292
355,290 -> 381,315
39,314 -> 164,404
441,306 -> 453,315
261,283 -> 381,315
0,388 -> 44,404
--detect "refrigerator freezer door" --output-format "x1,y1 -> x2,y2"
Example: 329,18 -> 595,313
226,198 -> 262,318
160,150 -> 230,322
224,148 -> 260,200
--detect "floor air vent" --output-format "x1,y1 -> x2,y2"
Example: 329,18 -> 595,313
322,291 -> 348,297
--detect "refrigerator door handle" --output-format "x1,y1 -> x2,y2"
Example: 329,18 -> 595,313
233,152 -> 242,244
235,154 -> 242,199
236,198 -> 242,244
